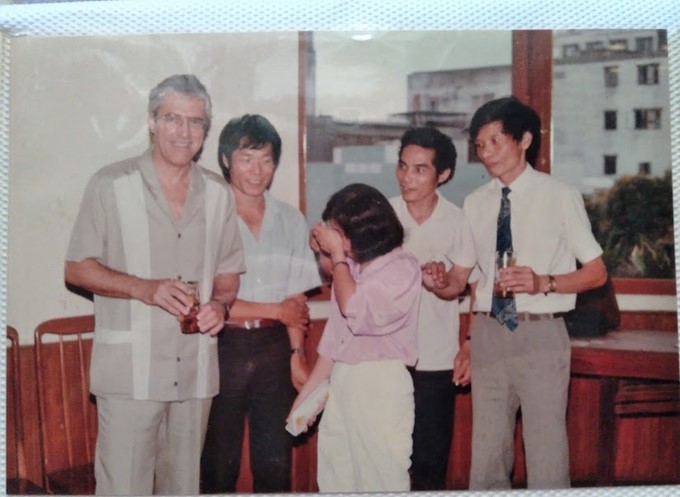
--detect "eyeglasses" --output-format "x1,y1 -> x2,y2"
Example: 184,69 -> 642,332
157,113 -> 207,133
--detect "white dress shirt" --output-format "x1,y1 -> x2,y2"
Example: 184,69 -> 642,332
464,166 -> 603,313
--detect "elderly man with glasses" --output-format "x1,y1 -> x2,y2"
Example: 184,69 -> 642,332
65,74 -> 245,495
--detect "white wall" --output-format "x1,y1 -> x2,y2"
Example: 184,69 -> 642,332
6,32 -> 300,343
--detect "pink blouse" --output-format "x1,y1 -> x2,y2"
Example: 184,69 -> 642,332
318,247 -> 421,366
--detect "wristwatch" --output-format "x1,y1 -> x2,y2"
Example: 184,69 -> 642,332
546,275 -> 557,294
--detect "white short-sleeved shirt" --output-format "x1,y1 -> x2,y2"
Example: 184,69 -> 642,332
463,166 -> 603,313
390,194 -> 476,371
237,191 -> 321,303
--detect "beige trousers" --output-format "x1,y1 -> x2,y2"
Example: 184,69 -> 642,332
317,360 -> 414,493
94,395 -> 212,495
469,314 -> 571,489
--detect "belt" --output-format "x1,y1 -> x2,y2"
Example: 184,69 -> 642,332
477,311 -> 567,322
225,319 -> 283,330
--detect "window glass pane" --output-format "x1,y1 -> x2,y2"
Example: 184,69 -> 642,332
552,29 -> 673,279
604,66 -> 619,87
604,110 -> 617,130
604,155 -> 617,175
305,30 -> 512,224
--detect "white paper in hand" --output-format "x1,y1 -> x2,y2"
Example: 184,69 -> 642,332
286,379 -> 330,436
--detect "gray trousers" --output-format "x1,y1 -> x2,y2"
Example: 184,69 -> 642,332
94,395 -> 212,495
469,314 -> 571,490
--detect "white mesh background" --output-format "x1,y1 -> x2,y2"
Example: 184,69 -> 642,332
0,2 -> 678,497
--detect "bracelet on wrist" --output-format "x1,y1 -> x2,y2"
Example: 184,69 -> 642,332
290,347 -> 305,355
332,260 -> 349,271
211,299 -> 230,320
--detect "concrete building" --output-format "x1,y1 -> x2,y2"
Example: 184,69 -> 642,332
551,29 -> 670,192
403,29 -> 670,192
304,29 -> 671,214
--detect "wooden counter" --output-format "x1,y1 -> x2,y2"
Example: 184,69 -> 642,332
568,330 -> 679,487
287,325 -> 680,491
8,321 -> 679,493
450,329 -> 679,489
571,330 -> 679,380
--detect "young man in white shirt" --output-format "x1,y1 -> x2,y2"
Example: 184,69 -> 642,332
389,127 -> 475,490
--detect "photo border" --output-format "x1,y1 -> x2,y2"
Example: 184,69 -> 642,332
1,1 -> 678,496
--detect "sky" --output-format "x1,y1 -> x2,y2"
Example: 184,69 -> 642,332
312,30 -> 512,121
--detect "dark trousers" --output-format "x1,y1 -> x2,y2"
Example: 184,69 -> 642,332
200,324 -> 294,493
409,368 -> 456,491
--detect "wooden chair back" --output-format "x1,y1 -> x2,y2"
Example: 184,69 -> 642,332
6,326 -> 45,494
6,326 -> 25,480
34,315 -> 97,494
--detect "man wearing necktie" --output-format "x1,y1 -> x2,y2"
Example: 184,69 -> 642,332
463,97 -> 608,490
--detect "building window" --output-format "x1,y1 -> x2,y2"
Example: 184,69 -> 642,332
634,108 -> 662,129
604,110 -> 617,130
586,41 -> 605,51
609,39 -> 628,51
638,63 -> 660,85
562,44 -> 579,58
636,36 -> 654,53
604,155 -> 617,175
604,66 -> 618,87
639,162 -> 651,175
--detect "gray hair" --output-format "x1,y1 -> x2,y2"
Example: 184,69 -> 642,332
148,74 -> 213,134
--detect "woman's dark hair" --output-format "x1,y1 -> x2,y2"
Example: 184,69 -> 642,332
468,96 -> 542,167
322,183 -> 404,263
398,127 -> 457,184
217,114 -> 282,182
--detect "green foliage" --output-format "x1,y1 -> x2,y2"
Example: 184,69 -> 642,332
583,171 -> 675,279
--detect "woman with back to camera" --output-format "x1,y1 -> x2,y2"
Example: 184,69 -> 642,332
288,183 -> 421,493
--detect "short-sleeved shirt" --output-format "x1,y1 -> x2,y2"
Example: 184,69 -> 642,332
237,191 -> 321,303
463,166 -> 603,313
66,149 -> 245,401
390,194 -> 476,371
317,247 -> 421,366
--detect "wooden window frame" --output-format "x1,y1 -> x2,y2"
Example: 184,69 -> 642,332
298,30 -> 675,298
